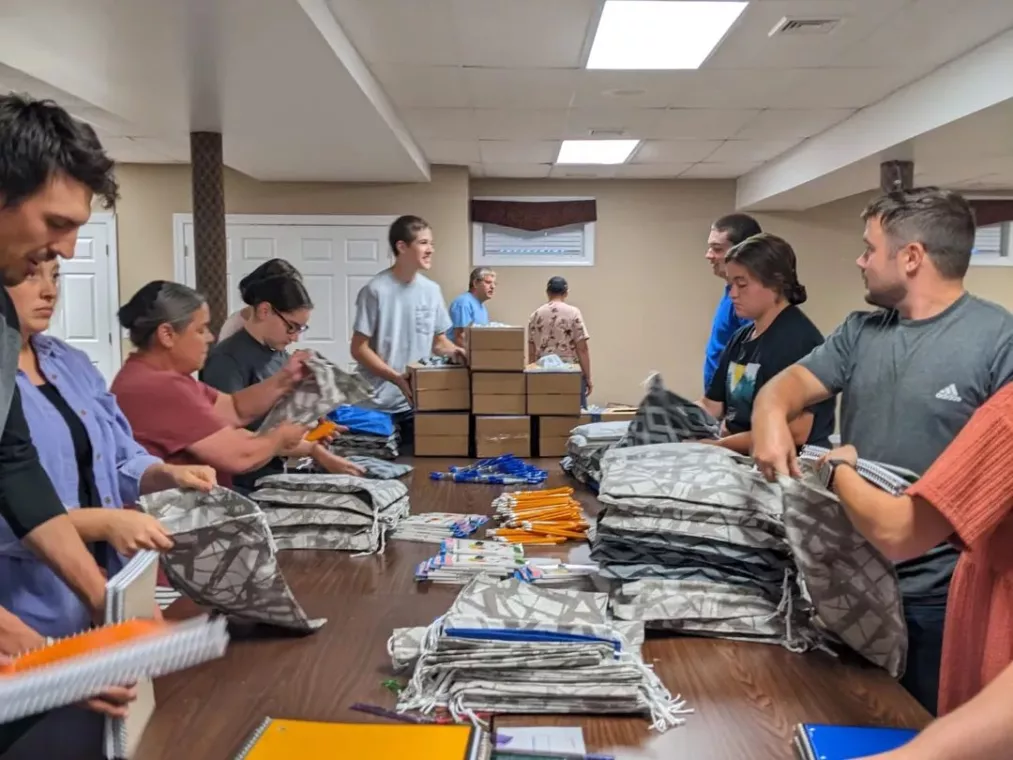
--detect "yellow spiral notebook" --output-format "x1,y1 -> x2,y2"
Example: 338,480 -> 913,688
233,717 -> 488,760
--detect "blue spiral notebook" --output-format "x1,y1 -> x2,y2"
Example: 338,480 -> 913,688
793,723 -> 918,760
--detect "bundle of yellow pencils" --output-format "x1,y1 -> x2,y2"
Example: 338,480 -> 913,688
488,487 -> 589,545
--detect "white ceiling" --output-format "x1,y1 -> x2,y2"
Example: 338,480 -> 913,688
0,0 -> 1012,208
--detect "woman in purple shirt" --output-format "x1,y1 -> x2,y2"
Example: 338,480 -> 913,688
0,258 -> 216,639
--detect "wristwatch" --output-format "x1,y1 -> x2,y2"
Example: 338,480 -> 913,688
823,458 -> 855,491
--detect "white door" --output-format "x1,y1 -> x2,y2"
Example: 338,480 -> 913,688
179,219 -> 392,369
46,215 -> 121,383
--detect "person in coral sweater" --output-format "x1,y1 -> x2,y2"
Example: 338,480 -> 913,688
819,381 -> 1013,733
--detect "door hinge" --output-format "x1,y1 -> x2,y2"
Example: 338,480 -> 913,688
108,332 -> 113,345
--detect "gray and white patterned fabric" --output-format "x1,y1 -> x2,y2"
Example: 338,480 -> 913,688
250,473 -> 410,555
388,575 -> 690,731
328,431 -> 400,460
344,456 -> 413,479
139,487 -> 325,632
616,374 -> 719,449
559,421 -> 631,491
258,350 -> 372,430
594,442 -> 907,677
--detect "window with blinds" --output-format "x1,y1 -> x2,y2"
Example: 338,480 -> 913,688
472,221 -> 595,267
971,222 -> 1011,266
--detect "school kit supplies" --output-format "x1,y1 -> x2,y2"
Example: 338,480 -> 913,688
103,550 -> 160,759
792,723 -> 918,760
415,540 -> 527,584
430,456 -> 549,486
490,487 -> 590,545
391,513 -> 489,544
0,615 -> 229,723
232,717 -> 486,760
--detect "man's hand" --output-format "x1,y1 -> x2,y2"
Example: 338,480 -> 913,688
585,377 -> 594,396
751,412 -> 802,482
270,421 -> 313,452
393,374 -> 414,406
0,612 -> 45,656
106,511 -> 174,556
164,464 -> 217,493
446,344 -> 468,365
817,444 -> 858,469
316,450 -> 367,477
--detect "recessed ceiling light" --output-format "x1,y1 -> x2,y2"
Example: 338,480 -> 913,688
556,139 -> 640,165
587,0 -> 748,70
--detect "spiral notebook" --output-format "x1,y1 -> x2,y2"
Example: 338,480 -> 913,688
104,550 -> 160,759
0,615 -> 229,724
793,723 -> 919,760
233,717 -> 488,760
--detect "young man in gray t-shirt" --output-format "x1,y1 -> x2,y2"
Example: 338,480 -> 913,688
752,188 -> 1013,714
351,215 -> 465,438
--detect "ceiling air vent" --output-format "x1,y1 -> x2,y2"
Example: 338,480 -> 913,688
587,128 -> 627,138
768,16 -> 842,37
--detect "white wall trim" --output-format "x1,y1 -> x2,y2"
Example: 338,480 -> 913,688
90,211 -> 122,370
171,213 -> 399,285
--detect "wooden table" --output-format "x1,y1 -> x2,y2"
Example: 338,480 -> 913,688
5,460 -> 930,759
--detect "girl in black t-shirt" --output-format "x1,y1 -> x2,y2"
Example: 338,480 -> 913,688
699,233 -> 835,452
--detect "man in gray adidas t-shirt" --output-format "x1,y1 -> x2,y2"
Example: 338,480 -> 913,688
351,215 -> 465,439
752,187 -> 1013,714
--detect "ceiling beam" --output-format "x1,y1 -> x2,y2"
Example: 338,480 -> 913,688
735,26 -> 1013,211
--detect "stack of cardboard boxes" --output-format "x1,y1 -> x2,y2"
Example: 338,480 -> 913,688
412,325 -> 635,458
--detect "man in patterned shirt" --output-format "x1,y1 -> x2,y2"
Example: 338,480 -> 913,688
527,276 -> 592,404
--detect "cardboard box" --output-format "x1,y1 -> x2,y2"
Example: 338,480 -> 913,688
475,415 -> 531,458
414,412 -> 470,457
467,326 -> 526,371
471,372 -> 526,415
525,366 -> 583,416
536,408 -> 639,455
538,436 -> 570,458
409,363 -> 470,411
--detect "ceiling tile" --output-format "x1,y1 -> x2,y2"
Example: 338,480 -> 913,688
654,109 -> 761,140
734,108 -> 856,139
481,163 -> 553,178
681,161 -> 764,179
705,139 -> 800,163
633,140 -> 724,164
420,139 -> 481,164
327,0 -> 461,66
704,0 -> 910,70
401,108 -> 477,139
763,67 -> 923,109
614,163 -> 694,178
450,0 -> 597,68
479,140 -> 560,164
572,71 -> 689,109
549,165 -> 619,179
663,70 -> 788,109
473,109 -> 569,140
464,68 -> 579,109
564,108 -> 666,140
370,64 -> 470,109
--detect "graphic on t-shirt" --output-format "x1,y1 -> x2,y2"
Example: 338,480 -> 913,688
727,361 -> 760,421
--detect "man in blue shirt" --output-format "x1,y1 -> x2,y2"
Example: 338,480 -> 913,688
703,213 -> 762,390
448,267 -> 496,345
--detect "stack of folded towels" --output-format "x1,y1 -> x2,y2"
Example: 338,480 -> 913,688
560,421 -> 630,492
249,473 -> 410,555
388,574 -> 689,731
327,405 -> 401,460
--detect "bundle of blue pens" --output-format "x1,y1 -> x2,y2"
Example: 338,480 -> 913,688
429,455 -> 548,485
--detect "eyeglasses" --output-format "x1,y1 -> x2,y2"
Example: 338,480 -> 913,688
273,307 -> 309,335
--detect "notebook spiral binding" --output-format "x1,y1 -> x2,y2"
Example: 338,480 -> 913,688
232,716 -> 274,760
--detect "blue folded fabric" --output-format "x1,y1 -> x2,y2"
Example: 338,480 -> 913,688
329,405 -> 395,437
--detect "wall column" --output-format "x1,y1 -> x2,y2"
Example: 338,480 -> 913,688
189,131 -> 228,333
880,160 -> 914,193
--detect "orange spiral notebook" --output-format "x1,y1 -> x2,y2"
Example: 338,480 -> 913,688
232,717 -> 489,760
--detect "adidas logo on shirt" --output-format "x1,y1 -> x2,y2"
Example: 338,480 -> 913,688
934,384 -> 962,403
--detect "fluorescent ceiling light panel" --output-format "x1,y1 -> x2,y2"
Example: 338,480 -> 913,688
556,139 -> 640,165
587,1 -> 748,70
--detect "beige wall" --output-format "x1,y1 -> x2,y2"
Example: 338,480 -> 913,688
111,164 -> 1013,403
